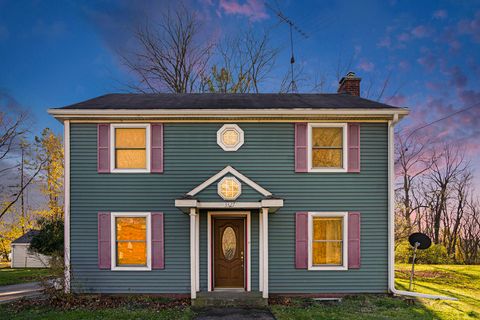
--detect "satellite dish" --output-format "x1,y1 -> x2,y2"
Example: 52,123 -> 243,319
407,232 -> 432,291
408,233 -> 432,250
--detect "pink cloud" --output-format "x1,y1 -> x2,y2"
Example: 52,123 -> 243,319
433,9 -> 447,19
358,59 -> 374,72
397,32 -> 410,42
411,25 -> 430,38
457,11 -> 480,42
218,0 -> 268,21
388,94 -> 407,106
399,60 -> 410,70
377,36 -> 391,48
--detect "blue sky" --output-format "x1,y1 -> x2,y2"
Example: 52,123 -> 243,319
1,0 -> 479,182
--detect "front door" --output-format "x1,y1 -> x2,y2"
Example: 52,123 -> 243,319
213,218 -> 245,289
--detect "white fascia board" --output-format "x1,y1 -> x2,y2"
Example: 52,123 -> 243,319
48,108 -> 409,120
187,166 -> 272,197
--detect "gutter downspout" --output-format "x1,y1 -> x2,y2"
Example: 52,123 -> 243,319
388,114 -> 457,301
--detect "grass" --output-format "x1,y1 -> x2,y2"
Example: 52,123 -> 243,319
0,307 -> 192,320
0,262 -> 55,286
0,264 -> 478,319
270,264 -> 480,320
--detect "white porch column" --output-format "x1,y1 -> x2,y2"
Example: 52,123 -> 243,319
262,207 -> 269,298
189,208 -> 197,299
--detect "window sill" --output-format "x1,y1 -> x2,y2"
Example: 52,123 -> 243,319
307,168 -> 347,173
111,266 -> 152,271
308,266 -> 348,271
110,168 -> 151,173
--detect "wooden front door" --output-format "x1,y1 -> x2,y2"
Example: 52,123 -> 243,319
213,218 -> 245,289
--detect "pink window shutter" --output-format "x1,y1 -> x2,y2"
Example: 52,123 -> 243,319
348,212 -> 361,269
151,212 -> 165,269
151,124 -> 164,173
295,212 -> 308,269
98,212 -> 111,269
347,123 -> 360,173
295,123 -> 308,172
97,124 -> 110,173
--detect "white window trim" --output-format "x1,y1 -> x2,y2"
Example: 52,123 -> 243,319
217,124 -> 244,151
110,123 -> 151,173
308,212 -> 348,271
307,123 -> 347,173
111,212 -> 152,271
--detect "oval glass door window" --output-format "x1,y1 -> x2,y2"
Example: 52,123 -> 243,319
222,227 -> 237,260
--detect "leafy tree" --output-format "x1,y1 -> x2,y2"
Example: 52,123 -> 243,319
30,217 -> 64,257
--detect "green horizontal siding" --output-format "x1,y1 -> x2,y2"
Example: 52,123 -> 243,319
70,122 -> 388,294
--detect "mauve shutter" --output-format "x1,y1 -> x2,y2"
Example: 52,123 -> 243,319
98,212 -> 111,269
295,123 -> 308,172
151,124 -> 164,173
295,212 -> 308,269
151,212 -> 164,269
97,124 -> 110,173
348,212 -> 361,269
347,123 -> 360,173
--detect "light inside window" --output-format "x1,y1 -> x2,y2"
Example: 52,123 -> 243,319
115,128 -> 146,169
219,178 -> 240,200
312,217 -> 343,266
312,127 -> 343,168
222,129 -> 240,147
116,217 -> 147,266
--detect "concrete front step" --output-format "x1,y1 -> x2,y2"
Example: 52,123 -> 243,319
192,291 -> 267,307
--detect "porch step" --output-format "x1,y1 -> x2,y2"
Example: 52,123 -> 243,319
192,291 -> 267,307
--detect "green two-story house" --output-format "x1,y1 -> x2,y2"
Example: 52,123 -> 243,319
49,73 -> 408,301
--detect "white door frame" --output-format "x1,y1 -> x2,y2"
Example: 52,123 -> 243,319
207,211 -> 251,292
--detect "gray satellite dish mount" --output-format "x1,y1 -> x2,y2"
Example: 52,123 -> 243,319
408,233 -> 432,291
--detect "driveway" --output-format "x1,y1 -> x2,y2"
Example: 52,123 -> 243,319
0,281 -> 43,304
194,307 -> 276,320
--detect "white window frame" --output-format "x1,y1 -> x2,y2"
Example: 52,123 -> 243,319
110,123 -> 151,173
307,123 -> 347,173
217,124 -> 244,151
308,212 -> 348,271
217,176 -> 242,201
111,212 -> 152,271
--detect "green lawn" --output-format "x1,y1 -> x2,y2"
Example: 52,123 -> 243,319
271,264 -> 480,320
0,264 -> 478,319
0,263 -> 55,286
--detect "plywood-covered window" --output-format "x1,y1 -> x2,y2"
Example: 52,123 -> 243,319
111,212 -> 151,270
116,217 -> 147,266
111,124 -> 151,173
308,212 -> 348,270
308,124 -> 347,172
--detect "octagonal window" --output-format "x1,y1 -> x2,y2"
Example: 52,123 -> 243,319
218,177 -> 242,200
217,124 -> 244,151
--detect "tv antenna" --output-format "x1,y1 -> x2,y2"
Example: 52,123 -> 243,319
266,2 -> 308,93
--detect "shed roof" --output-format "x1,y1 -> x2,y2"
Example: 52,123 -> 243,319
11,230 -> 39,244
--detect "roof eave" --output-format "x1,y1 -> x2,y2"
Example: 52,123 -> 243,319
48,108 -> 409,122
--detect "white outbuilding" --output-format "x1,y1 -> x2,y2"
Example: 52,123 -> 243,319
10,230 -> 50,268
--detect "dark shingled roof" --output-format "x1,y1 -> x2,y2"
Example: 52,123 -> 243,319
56,93 -> 402,110
11,230 -> 39,244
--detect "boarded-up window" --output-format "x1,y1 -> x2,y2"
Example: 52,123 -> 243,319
115,128 -> 146,169
312,217 -> 343,266
115,217 -> 147,266
311,127 -> 343,168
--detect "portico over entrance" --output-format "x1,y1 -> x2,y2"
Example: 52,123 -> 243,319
175,166 -> 283,299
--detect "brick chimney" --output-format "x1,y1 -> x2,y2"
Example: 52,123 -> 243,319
337,71 -> 361,96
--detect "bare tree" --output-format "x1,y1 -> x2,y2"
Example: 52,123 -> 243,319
122,5 -> 214,93
426,144 -> 469,244
394,132 -> 436,237
202,29 -> 279,93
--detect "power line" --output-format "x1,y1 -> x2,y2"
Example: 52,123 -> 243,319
404,101 -> 480,140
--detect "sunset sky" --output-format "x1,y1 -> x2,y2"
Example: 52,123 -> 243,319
1,0 -> 479,183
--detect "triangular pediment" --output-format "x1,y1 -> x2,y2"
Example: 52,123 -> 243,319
187,166 -> 272,198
